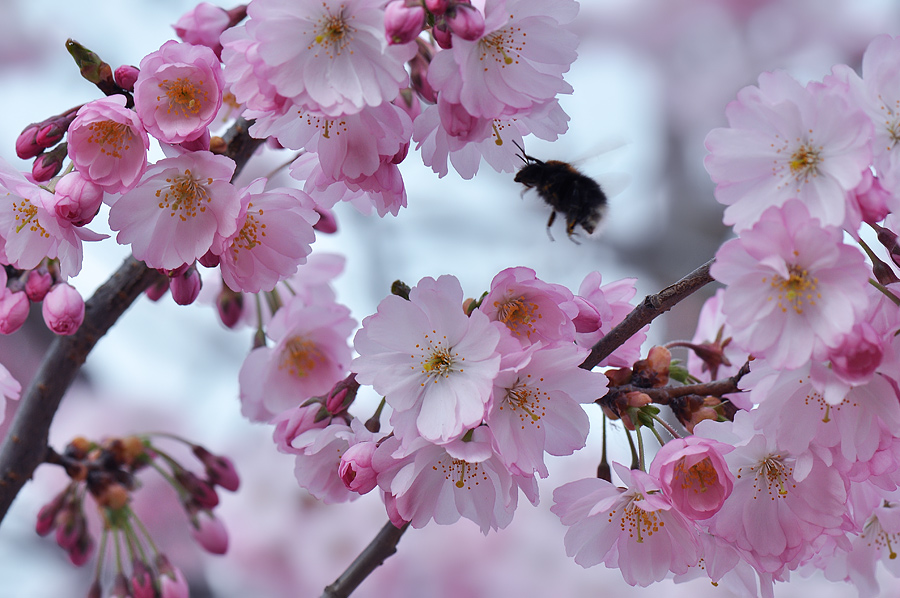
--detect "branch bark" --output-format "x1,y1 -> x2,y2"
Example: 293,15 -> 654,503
580,259 -> 715,371
0,117 -> 260,525
320,521 -> 409,598
0,257 -> 162,522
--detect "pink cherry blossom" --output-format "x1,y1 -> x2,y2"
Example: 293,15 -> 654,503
239,295 -> 355,421
648,436 -> 734,521
271,402 -> 330,453
41,283 -> 85,336
173,2 -> 232,55
704,423 -> 850,575
351,275 -> 502,446
573,272 -> 644,368
705,69 -> 873,231
427,0 -> 578,119
67,95 -> 150,194
339,439 -> 378,495
108,151 -> 241,270
479,266 -> 578,347
134,40 -> 224,144
486,342 -> 605,477
0,158 -> 104,278
238,0 -> 415,117
0,288 -> 28,335
551,462 -> 700,586
373,428 -> 537,534
0,361 -> 20,427
213,178 -> 319,293
710,200 -> 870,370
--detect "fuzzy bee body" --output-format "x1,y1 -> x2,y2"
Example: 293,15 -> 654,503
513,146 -> 608,241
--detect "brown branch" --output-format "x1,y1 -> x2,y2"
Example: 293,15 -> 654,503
598,360 -> 751,407
0,257 -> 163,522
320,521 -> 409,598
0,117 -> 261,525
580,259 -> 715,371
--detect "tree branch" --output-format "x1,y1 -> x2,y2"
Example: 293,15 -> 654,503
320,521 -> 409,598
0,257 -> 163,522
0,117 -> 260,525
580,259 -> 715,371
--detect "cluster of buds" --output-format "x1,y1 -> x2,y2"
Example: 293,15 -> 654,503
16,108 -> 79,182
0,261 -> 85,336
35,433 -> 239,597
384,0 -> 484,48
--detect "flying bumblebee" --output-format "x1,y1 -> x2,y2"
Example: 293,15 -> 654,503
513,141 -> 608,242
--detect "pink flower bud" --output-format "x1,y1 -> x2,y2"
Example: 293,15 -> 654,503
852,169 -> 891,225
42,283 -> 85,335
170,266 -> 202,306
409,47 -> 437,104
0,290 -> 30,335
145,277 -> 170,302
32,143 -> 67,182
35,490 -> 68,536
36,123 -> 66,149
176,469 -> 220,509
50,171 -> 105,227
87,580 -> 102,598
67,534 -> 93,567
156,555 -> 190,598
198,249 -> 220,268
649,437 -> 734,521
446,4 -> 484,41
193,446 -> 240,492
339,441 -> 378,494
114,65 -> 140,92
432,22 -> 453,49
571,296 -> 602,334
16,124 -> 43,160
313,207 -> 338,234
25,270 -> 53,303
216,286 -> 243,328
828,322 -> 884,385
385,0 -> 426,45
190,510 -> 229,555
110,573 -> 130,598
425,0 -> 451,14
131,559 -> 155,598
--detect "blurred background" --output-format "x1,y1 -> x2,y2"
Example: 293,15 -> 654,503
0,0 -> 899,596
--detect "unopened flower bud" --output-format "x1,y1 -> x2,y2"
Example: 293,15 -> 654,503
432,22 -> 453,49
110,573 -> 130,598
145,277 -> 170,301
190,510 -> 229,554
170,265 -> 202,306
51,171 -> 104,227
446,4 -> 484,40
131,559 -> 155,598
339,441 -> 378,494
0,290 -> 30,335
156,554 -> 190,598
215,285 -> 243,328
409,41 -> 436,103
16,124 -> 43,160
313,207 -> 338,234
32,143 -> 67,182
114,65 -> 140,92
176,469 -> 219,509
42,283 -> 85,335
25,269 -> 53,303
193,446 -> 240,492
425,0 -> 451,14
36,489 -> 68,536
385,0 -> 426,45
55,503 -> 85,551
87,580 -> 102,598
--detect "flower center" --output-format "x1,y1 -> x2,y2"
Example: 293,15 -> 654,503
434,457 -> 486,490
230,202 -> 265,257
480,26 -> 522,67
738,454 -> 791,499
415,331 -> 464,384
86,120 -> 133,159
494,296 -> 540,339
310,6 -> 354,57
674,458 -> 718,495
155,168 -> 213,221
768,264 -> 819,314
12,197 -> 49,238
279,336 -> 323,379
502,382 -> 546,426
788,143 -> 822,181
158,77 -> 209,118
613,495 -> 663,544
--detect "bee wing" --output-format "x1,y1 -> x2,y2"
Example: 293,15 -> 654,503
568,136 -> 630,167
594,171 -> 631,198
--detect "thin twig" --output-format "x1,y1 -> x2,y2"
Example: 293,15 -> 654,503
580,259 -> 715,371
320,521 -> 409,598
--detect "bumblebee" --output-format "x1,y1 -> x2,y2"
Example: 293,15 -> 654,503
513,141 -> 607,242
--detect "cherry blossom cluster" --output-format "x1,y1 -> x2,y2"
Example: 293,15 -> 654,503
239,266 -> 641,533
35,433 -> 238,598
545,34 -> 900,597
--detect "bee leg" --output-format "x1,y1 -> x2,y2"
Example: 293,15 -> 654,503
566,219 -> 582,245
546,211 -> 557,241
